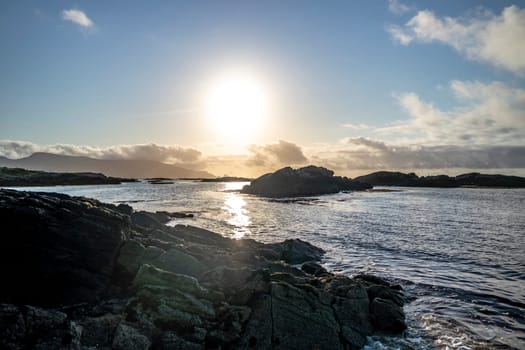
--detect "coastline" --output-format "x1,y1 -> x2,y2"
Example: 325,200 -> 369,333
0,188 -> 406,349
0,167 -> 136,187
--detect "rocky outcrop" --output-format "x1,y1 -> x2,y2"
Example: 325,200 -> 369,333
0,189 -> 405,349
0,167 -> 136,186
241,165 -> 372,198
0,189 -> 130,307
354,171 -> 525,188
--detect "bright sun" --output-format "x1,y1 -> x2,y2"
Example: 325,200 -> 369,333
206,73 -> 268,140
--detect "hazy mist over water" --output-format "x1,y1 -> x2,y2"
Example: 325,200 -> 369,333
10,181 -> 525,349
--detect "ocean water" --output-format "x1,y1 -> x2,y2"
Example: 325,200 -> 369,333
7,181 -> 525,349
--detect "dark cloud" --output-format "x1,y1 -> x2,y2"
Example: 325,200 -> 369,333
318,137 -> 525,171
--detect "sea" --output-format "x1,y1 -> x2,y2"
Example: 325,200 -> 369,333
8,180 -> 525,350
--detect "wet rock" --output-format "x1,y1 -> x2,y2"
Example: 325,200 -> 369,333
340,325 -> 367,350
270,238 -> 325,264
332,288 -> 372,349
370,297 -> 406,333
367,284 -> 404,307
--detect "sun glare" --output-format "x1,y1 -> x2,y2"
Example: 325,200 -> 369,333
206,73 -> 268,140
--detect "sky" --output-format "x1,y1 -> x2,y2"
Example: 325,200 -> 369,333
1,0 -> 524,177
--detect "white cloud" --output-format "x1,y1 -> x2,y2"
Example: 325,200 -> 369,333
246,140 -> 308,167
342,122 -> 371,130
376,80 -> 525,146
388,0 -> 413,15
0,142 -> 201,163
1,139 -> 524,178
311,137 -> 525,172
387,5 -> 525,75
62,9 -> 93,28
386,25 -> 413,44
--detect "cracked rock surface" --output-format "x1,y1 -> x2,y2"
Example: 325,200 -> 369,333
0,189 -> 406,349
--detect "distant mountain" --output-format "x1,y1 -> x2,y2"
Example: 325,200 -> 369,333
0,153 -> 214,179
353,171 -> 525,188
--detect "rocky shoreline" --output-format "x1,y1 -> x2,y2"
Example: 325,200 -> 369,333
354,171 -> 525,188
0,189 -> 405,349
0,167 -> 136,187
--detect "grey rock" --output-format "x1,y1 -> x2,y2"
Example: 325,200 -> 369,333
153,248 -> 209,278
301,261 -> 328,276
116,241 -> 164,284
236,295 -> 273,350
132,264 -> 223,302
79,314 -> 122,347
270,282 -> 343,350
158,331 -> 202,350
270,238 -> 325,264
333,292 -> 371,349
137,285 -> 216,319
370,297 -> 406,332
367,284 -> 404,307
111,323 -> 151,350
201,266 -> 256,292
0,304 -> 82,350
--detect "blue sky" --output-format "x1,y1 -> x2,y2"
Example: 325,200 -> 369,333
1,1 -> 524,176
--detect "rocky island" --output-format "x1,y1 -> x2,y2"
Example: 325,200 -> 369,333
241,165 -> 372,198
0,189 -> 405,349
354,171 -> 525,188
0,167 -> 136,187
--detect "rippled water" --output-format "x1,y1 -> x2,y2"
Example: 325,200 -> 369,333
7,181 -> 525,349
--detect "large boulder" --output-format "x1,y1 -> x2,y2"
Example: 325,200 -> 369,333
0,189 -> 129,307
275,238 -> 325,264
241,165 -> 371,198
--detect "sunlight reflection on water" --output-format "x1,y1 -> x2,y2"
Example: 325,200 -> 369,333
223,193 -> 251,239
6,182 -> 525,349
